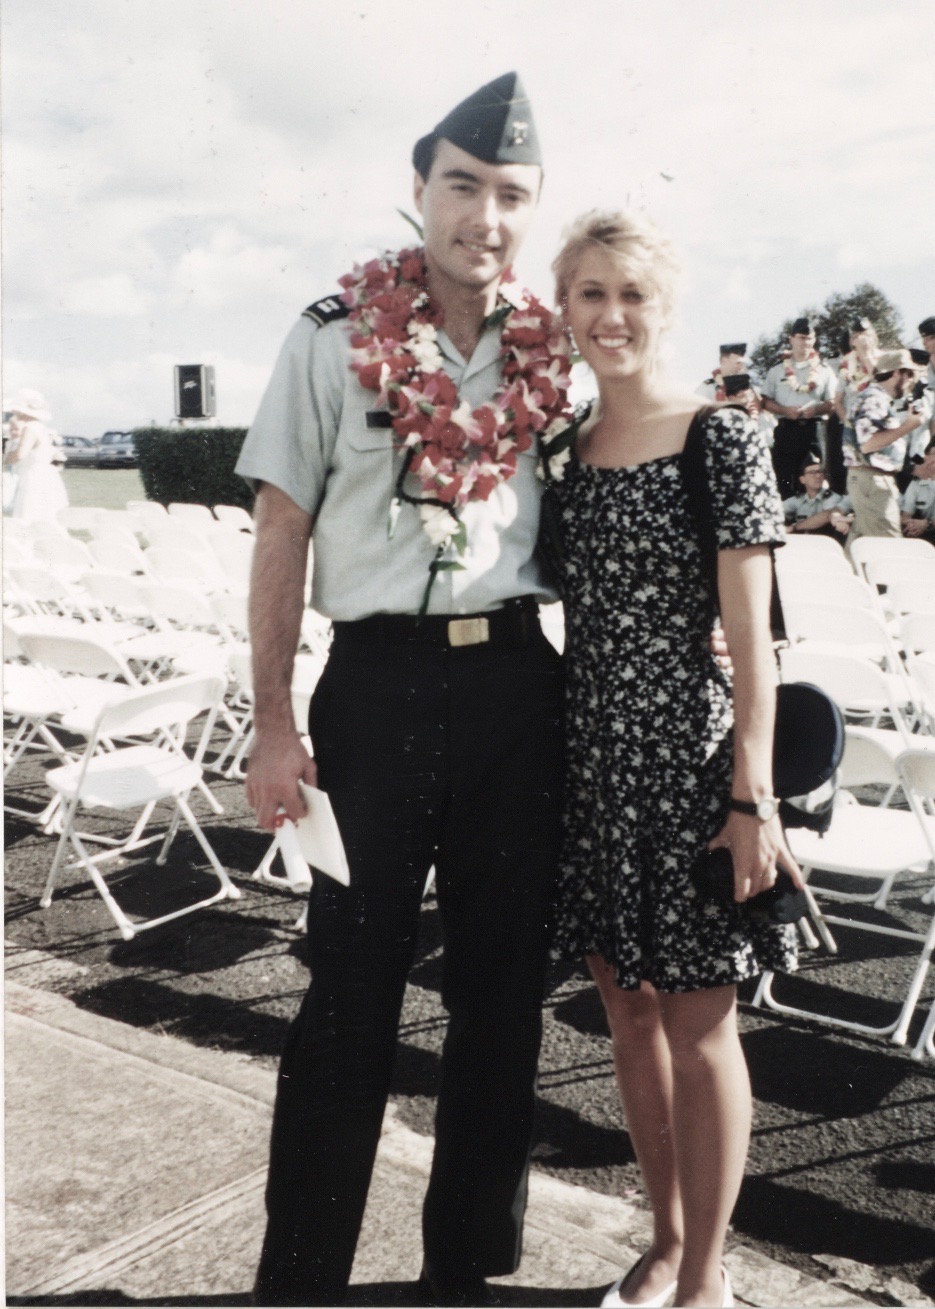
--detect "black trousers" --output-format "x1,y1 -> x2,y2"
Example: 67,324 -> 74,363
254,623 -> 565,1306
772,418 -> 821,499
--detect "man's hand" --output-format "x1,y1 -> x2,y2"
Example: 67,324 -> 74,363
710,623 -> 732,671
246,728 -> 318,830
904,517 -> 928,538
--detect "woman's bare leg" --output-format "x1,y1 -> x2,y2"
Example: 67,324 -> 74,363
658,984 -> 750,1308
588,957 -> 683,1303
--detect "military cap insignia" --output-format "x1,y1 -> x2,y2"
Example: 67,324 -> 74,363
509,120 -> 529,146
302,295 -> 350,327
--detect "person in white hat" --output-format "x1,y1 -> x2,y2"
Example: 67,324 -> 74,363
3,389 -> 68,521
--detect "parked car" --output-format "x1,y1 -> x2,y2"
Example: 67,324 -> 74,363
97,430 -> 137,468
60,435 -> 101,467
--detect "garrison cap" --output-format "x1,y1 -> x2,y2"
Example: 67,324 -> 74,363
910,348 -> 930,367
919,317 -> 935,337
723,373 -> 752,396
790,317 -> 814,336
850,316 -> 873,333
412,72 -> 541,178
719,342 -> 746,357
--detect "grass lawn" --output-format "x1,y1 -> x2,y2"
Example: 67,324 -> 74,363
61,467 -> 147,510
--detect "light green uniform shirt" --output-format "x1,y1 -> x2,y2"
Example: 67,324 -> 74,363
236,313 -> 557,621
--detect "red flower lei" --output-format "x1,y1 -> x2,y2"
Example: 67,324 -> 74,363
340,247 -> 573,528
782,348 -> 822,394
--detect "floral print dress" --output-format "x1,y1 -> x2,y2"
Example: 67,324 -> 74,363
548,406 -> 798,992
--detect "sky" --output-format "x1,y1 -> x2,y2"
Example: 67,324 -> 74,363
3,0 -> 934,436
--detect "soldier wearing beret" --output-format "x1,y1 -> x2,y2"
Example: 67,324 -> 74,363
237,74 -> 566,1307
760,318 -> 838,498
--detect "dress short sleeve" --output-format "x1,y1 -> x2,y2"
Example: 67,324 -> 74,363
701,407 -> 786,550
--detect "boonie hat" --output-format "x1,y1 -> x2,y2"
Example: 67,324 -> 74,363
5,389 -> 51,422
875,348 -> 922,376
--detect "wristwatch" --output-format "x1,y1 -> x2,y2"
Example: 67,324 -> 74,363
729,796 -> 780,822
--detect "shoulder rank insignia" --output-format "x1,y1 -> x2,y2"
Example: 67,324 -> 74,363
302,295 -> 350,327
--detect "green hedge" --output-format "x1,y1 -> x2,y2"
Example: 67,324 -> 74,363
133,427 -> 254,510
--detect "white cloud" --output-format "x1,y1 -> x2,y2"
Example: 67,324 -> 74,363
3,0 -> 934,429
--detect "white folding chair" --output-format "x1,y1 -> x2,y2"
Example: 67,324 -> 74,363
849,536 -> 935,582
144,546 -> 226,593
782,601 -> 900,667
31,534 -> 96,584
778,647 -> 920,748
780,534 -> 849,562
877,579 -> 935,620
57,506 -> 106,534
40,673 -> 239,940
212,504 -> 254,533
145,523 -> 211,553
754,738 -> 935,1045
776,571 -> 876,615
168,502 -> 216,529
87,535 -> 151,577
900,613 -> 935,657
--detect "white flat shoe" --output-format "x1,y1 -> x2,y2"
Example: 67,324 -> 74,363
601,1255 -> 678,1308
721,1266 -> 734,1308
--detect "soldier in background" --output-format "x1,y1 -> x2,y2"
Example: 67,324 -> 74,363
696,342 -> 747,401
830,317 -> 879,495
760,317 -> 837,498
782,456 -> 852,540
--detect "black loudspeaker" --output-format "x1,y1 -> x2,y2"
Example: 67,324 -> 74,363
174,364 -> 217,419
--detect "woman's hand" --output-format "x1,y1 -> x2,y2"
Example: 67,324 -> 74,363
708,810 -> 803,903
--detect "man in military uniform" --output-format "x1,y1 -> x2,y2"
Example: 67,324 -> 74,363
695,342 -> 747,401
919,316 -> 935,394
760,317 -> 838,498
846,348 -> 925,547
901,441 -> 935,543
237,74 -> 564,1307
782,457 -> 852,539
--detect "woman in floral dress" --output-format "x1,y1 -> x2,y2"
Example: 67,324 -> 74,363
544,211 -> 801,1309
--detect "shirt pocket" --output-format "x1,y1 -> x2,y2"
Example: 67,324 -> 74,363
346,411 -> 396,452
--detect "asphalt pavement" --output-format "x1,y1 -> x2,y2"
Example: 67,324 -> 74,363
4,756 -> 935,1307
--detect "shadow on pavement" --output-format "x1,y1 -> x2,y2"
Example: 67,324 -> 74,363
744,1024 -> 911,1116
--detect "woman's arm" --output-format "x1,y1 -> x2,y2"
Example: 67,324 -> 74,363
708,545 -> 802,902
5,425 -> 37,465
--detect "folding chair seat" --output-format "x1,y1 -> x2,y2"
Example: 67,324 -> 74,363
206,526 -> 253,594
753,738 -> 935,1045
40,673 -> 238,939
878,579 -> 935,620
30,535 -> 95,584
126,500 -> 169,542
212,504 -> 254,533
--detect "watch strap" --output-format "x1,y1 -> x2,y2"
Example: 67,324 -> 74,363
729,798 -> 759,817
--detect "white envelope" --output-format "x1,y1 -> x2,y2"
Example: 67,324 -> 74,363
287,781 -> 350,887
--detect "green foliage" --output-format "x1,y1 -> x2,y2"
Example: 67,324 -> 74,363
748,283 -> 905,382
133,427 -> 253,510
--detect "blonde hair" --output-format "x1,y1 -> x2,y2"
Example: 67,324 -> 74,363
552,209 -> 681,323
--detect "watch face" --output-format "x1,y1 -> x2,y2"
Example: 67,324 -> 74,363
756,797 -> 779,822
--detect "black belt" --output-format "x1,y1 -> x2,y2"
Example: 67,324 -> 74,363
332,596 -> 541,649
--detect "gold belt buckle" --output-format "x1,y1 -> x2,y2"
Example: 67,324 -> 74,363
447,616 -> 490,647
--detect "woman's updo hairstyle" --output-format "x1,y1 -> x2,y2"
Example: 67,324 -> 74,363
552,209 -> 681,327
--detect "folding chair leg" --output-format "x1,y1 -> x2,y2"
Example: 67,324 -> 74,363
891,923 -> 935,1046
797,916 -> 820,950
65,828 -> 139,940
803,883 -> 838,954
912,999 -> 935,1060
155,810 -> 183,866
174,795 -> 241,899
41,797 -> 82,908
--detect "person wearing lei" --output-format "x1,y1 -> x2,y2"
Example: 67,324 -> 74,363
760,316 -> 838,498
236,74 -> 576,1309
